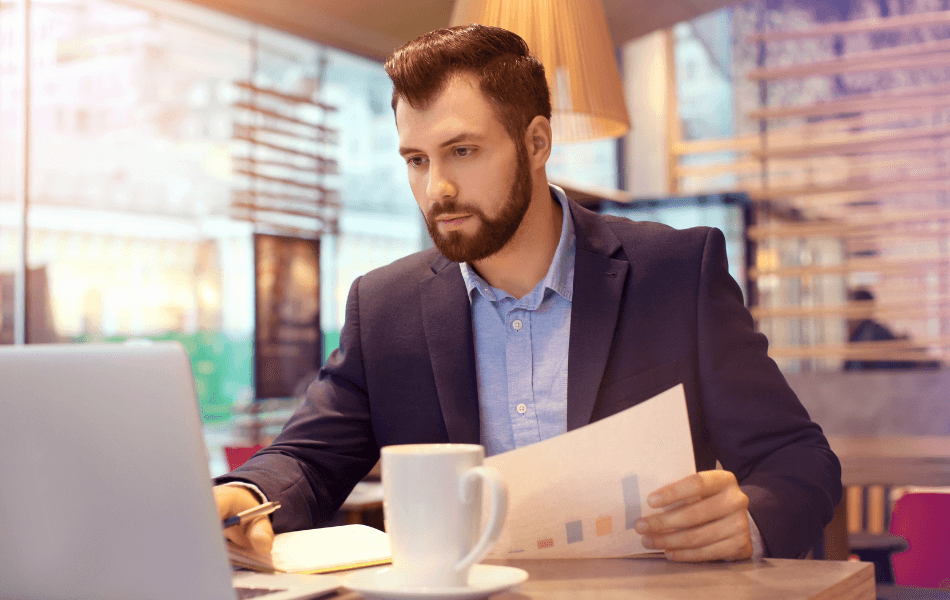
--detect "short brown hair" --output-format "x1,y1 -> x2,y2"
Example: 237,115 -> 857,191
385,24 -> 552,144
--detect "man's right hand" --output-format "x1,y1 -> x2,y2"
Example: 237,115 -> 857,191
213,484 -> 275,555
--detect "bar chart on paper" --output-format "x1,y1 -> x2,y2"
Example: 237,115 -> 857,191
485,385 -> 696,559
521,475 -> 642,552
494,473 -> 647,557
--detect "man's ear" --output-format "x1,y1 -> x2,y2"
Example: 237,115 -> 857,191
524,115 -> 552,169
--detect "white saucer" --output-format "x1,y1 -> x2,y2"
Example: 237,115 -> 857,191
343,564 -> 528,600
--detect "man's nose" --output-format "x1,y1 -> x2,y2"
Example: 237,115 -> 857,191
426,164 -> 456,202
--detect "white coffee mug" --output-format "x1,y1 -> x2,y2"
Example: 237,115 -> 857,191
381,443 -> 506,588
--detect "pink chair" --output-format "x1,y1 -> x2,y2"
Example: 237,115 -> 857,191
890,492 -> 950,588
224,444 -> 264,471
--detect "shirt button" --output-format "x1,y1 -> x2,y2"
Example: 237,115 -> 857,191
516,403 -> 527,414
512,319 -> 523,331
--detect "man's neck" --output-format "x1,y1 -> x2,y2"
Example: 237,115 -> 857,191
471,184 -> 563,299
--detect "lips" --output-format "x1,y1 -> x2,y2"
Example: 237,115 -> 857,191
435,214 -> 471,228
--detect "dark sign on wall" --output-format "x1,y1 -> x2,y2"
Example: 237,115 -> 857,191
253,234 -> 321,400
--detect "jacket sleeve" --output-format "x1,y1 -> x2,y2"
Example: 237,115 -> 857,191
214,276 -> 380,533
695,227 -> 842,558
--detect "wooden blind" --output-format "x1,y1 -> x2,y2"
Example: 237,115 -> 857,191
671,4 -> 950,370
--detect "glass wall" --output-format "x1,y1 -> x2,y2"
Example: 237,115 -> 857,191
0,0 -> 424,434
548,138 -> 619,191
2,0 -> 625,473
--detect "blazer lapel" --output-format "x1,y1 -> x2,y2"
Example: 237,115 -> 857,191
566,203 -> 629,431
420,257 -> 481,443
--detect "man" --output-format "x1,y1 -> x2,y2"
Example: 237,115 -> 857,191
215,24 -> 841,563
844,288 -> 941,371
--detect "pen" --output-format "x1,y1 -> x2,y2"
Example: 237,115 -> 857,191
222,501 -> 281,529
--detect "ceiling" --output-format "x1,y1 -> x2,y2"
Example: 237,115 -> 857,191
181,0 -> 740,61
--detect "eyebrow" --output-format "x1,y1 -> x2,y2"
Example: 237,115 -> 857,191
398,132 -> 483,157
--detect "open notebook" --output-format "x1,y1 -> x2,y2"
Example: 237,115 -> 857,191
0,342 -> 343,600
227,524 -> 391,574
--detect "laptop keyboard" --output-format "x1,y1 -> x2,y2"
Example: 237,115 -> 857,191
235,586 -> 289,599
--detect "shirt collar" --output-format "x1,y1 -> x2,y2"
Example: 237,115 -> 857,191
460,183 -> 575,303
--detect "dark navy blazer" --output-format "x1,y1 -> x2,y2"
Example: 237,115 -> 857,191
219,199 -> 842,560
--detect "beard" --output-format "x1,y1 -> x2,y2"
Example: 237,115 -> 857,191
424,141 -> 533,263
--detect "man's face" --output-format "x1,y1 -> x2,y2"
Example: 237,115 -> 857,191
396,74 -> 533,263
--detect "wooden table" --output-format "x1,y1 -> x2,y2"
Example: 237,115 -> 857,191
828,435 -> 950,487
339,557 -> 874,600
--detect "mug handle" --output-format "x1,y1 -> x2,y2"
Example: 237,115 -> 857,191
455,465 -> 507,574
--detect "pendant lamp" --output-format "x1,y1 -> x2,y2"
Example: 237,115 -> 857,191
451,0 -> 631,142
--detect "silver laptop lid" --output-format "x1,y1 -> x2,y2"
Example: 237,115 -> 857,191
0,342 -> 236,600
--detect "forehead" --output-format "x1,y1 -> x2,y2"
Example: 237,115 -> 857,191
395,74 -> 508,150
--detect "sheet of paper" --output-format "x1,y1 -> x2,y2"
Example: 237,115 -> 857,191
485,384 -> 695,559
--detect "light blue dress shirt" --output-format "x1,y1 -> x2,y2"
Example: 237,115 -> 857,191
460,184 -> 574,457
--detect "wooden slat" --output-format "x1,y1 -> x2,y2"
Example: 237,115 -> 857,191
677,154 -> 923,178
665,28 -> 680,195
232,189 -> 341,208
750,10 -> 950,42
751,297 -> 950,319
232,201 -> 333,221
866,485 -> 887,535
748,49 -> 950,82
679,180 -> 950,208
747,124 -> 950,160
751,225 -> 950,242
672,113 -> 897,155
235,81 -> 337,112
846,486 -> 864,534
748,83 -> 950,120
236,150 -> 338,175
230,213 -> 329,238
235,168 -> 335,193
769,181 -> 950,208
748,209 -> 950,238
675,110 -> 947,158
768,348 -> 950,361
810,134 -> 950,157
745,169 -> 950,200
233,101 -> 336,134
749,254 -> 947,278
233,123 -> 336,145
749,34 -> 950,79
766,337 -> 950,359
232,157 -> 332,175
233,134 -> 338,164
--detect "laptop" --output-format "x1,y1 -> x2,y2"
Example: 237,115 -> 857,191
0,342 -> 341,600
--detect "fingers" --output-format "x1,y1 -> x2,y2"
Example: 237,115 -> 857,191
213,484 -> 275,554
647,470 -> 736,509
663,531 -> 753,562
637,478 -> 748,534
637,470 -> 752,562
641,507 -> 751,559
246,516 -> 275,554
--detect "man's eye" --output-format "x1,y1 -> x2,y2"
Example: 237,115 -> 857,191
407,156 -> 425,167
454,147 -> 474,157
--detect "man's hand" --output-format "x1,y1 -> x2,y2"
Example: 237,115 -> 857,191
634,470 -> 752,562
213,484 -> 275,555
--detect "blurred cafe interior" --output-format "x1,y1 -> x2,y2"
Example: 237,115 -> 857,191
2,0 -> 950,590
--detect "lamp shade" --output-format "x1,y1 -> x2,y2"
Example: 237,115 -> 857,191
451,0 -> 631,142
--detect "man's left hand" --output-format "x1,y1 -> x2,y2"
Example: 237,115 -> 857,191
634,470 -> 752,562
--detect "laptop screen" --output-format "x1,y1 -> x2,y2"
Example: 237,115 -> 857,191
0,342 -> 237,600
